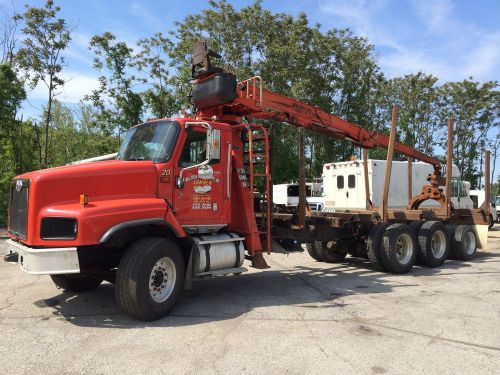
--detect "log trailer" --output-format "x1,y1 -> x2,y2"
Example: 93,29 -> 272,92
5,41 -> 491,320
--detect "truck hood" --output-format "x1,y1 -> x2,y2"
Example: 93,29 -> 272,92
17,160 -> 158,204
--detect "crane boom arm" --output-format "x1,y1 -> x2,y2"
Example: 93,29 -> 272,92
190,41 -> 441,168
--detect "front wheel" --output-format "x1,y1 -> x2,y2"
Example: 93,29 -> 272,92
489,214 -> 494,229
50,274 -> 103,292
115,237 -> 185,321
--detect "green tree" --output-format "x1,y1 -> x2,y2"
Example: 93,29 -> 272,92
169,0 -> 382,182
437,79 -> 499,188
135,32 -> 178,118
86,32 -> 143,138
376,73 -> 440,156
1,3 -> 19,66
15,0 -> 71,168
0,63 -> 26,225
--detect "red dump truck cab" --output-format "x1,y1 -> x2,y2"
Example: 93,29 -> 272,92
8,116 -> 262,245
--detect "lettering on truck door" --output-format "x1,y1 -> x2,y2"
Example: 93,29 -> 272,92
173,126 -> 226,225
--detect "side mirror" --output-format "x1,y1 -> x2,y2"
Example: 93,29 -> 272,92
176,176 -> 184,189
206,128 -> 221,162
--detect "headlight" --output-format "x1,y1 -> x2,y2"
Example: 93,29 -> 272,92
40,217 -> 77,240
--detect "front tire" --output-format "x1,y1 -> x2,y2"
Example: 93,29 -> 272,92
115,237 -> 185,321
50,274 -> 103,292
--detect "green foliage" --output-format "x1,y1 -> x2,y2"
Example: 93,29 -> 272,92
437,79 -> 499,188
377,73 -> 440,155
86,32 -> 143,136
168,0 -> 383,182
0,64 -> 25,128
15,0 -> 71,168
135,32 -> 179,118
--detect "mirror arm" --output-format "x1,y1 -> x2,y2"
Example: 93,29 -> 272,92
177,159 -> 210,189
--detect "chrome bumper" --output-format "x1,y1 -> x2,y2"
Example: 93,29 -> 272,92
7,239 -> 80,275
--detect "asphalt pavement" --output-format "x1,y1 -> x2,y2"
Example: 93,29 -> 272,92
1,228 -> 500,374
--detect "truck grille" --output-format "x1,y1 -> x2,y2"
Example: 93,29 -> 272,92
8,179 -> 30,240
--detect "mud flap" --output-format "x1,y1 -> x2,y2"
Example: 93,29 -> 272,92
474,224 -> 489,250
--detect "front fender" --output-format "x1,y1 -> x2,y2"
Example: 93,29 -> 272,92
27,198 -> 185,247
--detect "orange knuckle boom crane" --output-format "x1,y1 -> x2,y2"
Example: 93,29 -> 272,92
4,39 -> 490,320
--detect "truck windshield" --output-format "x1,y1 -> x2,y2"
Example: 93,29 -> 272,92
117,121 -> 179,163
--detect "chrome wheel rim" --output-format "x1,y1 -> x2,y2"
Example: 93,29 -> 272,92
430,230 -> 446,258
149,257 -> 176,303
464,231 -> 476,255
395,233 -> 413,265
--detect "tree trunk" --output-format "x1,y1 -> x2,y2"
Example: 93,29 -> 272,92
44,76 -> 53,168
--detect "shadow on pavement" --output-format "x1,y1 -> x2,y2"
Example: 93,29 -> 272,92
31,251 -> 498,329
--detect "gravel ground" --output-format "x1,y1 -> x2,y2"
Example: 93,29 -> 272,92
1,227 -> 500,374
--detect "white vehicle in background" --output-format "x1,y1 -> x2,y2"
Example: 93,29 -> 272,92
497,196 -> 500,222
273,182 -> 324,211
322,159 -> 473,211
470,190 -> 497,228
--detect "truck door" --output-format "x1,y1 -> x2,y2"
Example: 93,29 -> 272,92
173,124 -> 228,227
451,178 -> 472,209
346,172 -> 362,209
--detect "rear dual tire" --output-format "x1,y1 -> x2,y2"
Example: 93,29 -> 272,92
449,225 -> 478,261
306,241 -> 347,263
414,221 -> 449,268
368,223 -> 417,274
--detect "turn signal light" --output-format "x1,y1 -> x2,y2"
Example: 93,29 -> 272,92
80,194 -> 89,206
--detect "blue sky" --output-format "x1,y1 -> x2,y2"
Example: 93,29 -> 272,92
3,0 -> 498,118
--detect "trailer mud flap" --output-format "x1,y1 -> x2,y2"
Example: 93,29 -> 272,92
474,224 -> 488,250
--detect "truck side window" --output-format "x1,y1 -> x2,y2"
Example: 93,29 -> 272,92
348,174 -> 355,188
180,129 -> 207,167
337,176 -> 344,189
459,182 -> 468,197
451,178 -> 459,197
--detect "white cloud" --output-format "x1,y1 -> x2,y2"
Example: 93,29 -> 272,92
411,0 -> 454,32
319,0 -> 500,82
29,71 -> 100,104
461,31 -> 500,80
320,0 -> 400,50
128,1 -> 164,31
